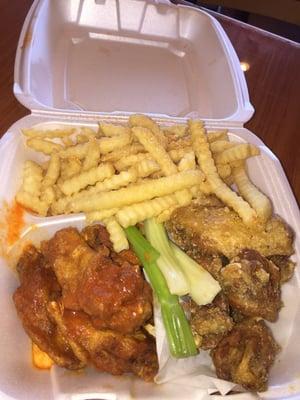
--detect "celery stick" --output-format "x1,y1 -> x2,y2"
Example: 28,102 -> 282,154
171,243 -> 221,305
125,226 -> 197,358
144,219 -> 189,296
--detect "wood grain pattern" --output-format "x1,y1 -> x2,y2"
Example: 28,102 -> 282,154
0,1 -> 299,205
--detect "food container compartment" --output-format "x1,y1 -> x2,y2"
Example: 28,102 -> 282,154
1,0 -> 300,399
1,116 -> 300,400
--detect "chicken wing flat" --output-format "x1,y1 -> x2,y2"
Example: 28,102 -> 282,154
166,201 -> 294,259
13,245 -> 85,369
220,249 -> 281,322
211,319 -> 280,392
49,305 -> 158,381
188,293 -> 234,349
42,227 -> 152,334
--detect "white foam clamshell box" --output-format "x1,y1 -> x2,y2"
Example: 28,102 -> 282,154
0,0 -> 299,399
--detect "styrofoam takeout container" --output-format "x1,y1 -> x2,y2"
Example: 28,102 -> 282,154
0,0 -> 299,399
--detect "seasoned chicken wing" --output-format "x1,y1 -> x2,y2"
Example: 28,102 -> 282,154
188,293 -> 234,350
13,245 -> 84,369
211,319 -> 280,392
220,249 -> 281,322
166,201 -> 294,259
42,227 -> 153,334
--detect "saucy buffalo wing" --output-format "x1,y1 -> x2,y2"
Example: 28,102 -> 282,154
13,225 -> 158,381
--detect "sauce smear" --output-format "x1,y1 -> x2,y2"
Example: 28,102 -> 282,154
6,201 -> 25,246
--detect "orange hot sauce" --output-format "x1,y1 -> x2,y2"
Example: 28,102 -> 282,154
6,201 -> 25,246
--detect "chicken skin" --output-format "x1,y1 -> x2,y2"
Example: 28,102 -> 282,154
211,319 -> 280,392
42,227 -> 153,334
220,249 -> 281,322
166,201 -> 294,259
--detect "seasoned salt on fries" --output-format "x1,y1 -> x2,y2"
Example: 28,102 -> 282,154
15,115 -> 273,251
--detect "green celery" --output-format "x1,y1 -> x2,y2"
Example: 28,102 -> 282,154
170,242 -> 221,305
144,219 -> 189,296
125,226 -> 197,358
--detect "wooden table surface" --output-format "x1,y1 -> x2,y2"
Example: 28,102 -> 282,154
1,0 -> 300,205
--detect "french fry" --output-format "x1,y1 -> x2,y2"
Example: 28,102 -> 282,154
101,143 -> 145,162
178,151 -> 196,171
41,186 -> 56,206
166,136 -> 192,151
129,114 -> 168,148
98,134 -> 132,154
61,136 -> 74,147
99,123 -> 130,137
86,208 -> 119,223
232,162 -> 272,221
32,342 -> 53,369
114,153 -> 152,171
210,140 -> 234,153
155,206 -> 178,223
21,160 -> 44,196
162,125 -> 188,137
16,191 -> 48,216
207,130 -> 229,143
50,196 -> 71,215
169,147 -> 192,163
116,190 -> 189,228
22,127 -> 75,139
59,142 -> 90,159
84,168 -> 138,194
68,170 -> 204,213
104,217 -> 129,252
60,158 -> 82,180
132,126 -> 178,176
135,159 -> 160,178
155,189 -> 193,223
26,138 -> 63,155
76,134 -> 90,144
215,143 -> 260,164
216,163 -> 232,179
190,120 -> 257,225
82,141 -> 101,171
42,154 -> 60,188
59,163 -> 115,196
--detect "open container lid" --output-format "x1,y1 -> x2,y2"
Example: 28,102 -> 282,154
14,0 -> 254,124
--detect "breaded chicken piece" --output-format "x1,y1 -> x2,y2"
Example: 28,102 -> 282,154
166,202 -> 294,259
220,249 -> 281,322
267,255 -> 296,283
211,319 -> 280,392
188,293 -> 234,350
